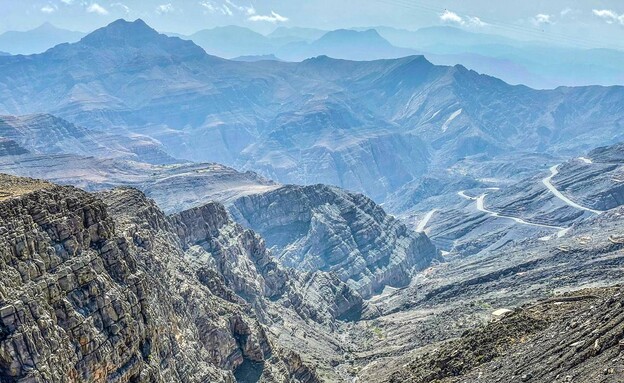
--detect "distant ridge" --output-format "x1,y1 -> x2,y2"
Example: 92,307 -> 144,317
232,54 -> 283,62
276,28 -> 417,61
0,22 -> 85,54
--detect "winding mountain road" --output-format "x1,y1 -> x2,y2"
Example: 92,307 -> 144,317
542,164 -> 602,215
458,190 -> 567,237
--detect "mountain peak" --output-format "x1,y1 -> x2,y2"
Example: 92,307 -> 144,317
34,22 -> 57,31
79,19 -> 159,47
75,18 -> 207,58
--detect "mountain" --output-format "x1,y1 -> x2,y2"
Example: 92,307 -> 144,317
375,26 -> 520,53
0,111 -> 440,300
5,135 -> 624,381
4,17 -> 624,382
374,25 -> 624,88
232,53 -> 282,62
0,22 -> 85,54
188,25 -> 276,58
267,26 -> 327,42
0,51 -> 9,56
276,29 -> 417,61
1,19 -> 624,206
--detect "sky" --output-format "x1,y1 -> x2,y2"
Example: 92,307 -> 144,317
1,0 -> 624,49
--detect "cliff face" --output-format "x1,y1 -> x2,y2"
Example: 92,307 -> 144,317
0,174 -> 362,382
230,184 -> 440,297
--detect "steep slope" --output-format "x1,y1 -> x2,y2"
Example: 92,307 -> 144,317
230,184 -> 439,297
0,174 -> 370,382
0,113 -> 443,301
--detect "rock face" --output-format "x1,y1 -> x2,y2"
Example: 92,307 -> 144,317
230,184 -> 439,297
0,174 -> 368,382
387,287 -> 624,383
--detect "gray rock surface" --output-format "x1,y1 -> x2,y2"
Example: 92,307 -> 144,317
230,184 -> 440,297
0,173 -> 370,382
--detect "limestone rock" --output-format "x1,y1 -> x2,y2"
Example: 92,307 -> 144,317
0,175 -> 322,382
230,184 -> 440,297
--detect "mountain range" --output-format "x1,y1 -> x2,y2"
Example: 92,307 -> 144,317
1,19 -> 623,206
0,22 -> 85,55
3,21 -> 624,88
3,17 -> 624,382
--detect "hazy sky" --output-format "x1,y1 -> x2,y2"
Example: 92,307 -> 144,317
1,0 -> 624,48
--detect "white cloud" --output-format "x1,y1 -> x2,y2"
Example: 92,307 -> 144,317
111,2 -> 130,13
60,0 -> 74,4
86,3 -> 109,15
440,10 -> 463,24
156,3 -> 175,14
199,1 -> 284,21
200,1 -> 255,16
439,10 -> 486,27
560,8 -> 572,16
466,16 -> 486,27
248,11 -> 288,23
532,13 -> 552,25
41,5 -> 56,13
592,9 -> 624,25
225,0 -> 255,16
200,1 -> 217,13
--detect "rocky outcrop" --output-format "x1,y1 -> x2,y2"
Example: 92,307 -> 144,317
0,175 -> 325,382
230,184 -> 439,297
172,201 -> 288,301
386,287 -> 624,383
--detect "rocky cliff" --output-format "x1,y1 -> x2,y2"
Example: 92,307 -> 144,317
0,174 -> 364,382
230,184 -> 439,297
